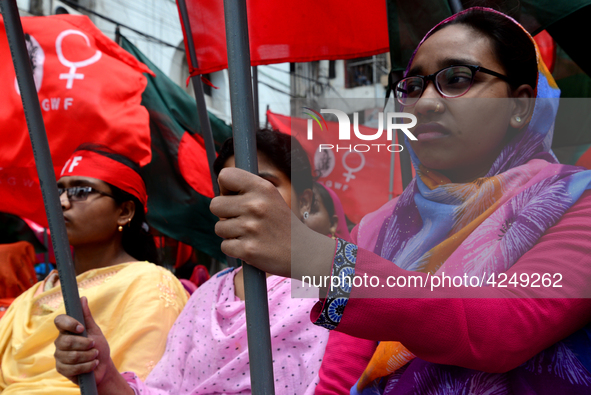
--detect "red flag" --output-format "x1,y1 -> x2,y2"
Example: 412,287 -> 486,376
533,30 -> 556,73
178,0 -> 389,75
177,131 -> 215,198
267,110 -> 403,224
576,147 -> 591,169
0,15 -> 153,227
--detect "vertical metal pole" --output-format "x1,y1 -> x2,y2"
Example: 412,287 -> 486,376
372,55 -> 379,108
385,0 -> 413,190
0,1 -> 98,394
177,0 -> 239,268
447,0 -> 463,14
388,148 -> 396,200
223,0 -> 275,394
395,101 -> 413,189
252,66 -> 260,129
177,0 -> 220,197
114,24 -> 121,46
264,104 -> 270,130
398,132 -> 413,189
189,75 -> 220,197
43,228 -> 50,276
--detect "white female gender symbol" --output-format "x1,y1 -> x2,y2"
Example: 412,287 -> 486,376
342,151 -> 366,182
56,29 -> 102,89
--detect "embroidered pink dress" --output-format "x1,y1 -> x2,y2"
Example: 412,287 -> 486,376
123,267 -> 328,394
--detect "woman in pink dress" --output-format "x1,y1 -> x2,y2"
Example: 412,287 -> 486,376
53,129 -> 329,394
211,8 -> 591,395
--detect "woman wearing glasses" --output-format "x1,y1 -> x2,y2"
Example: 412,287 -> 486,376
0,145 -> 187,395
210,7 -> 591,394
52,131 -> 329,395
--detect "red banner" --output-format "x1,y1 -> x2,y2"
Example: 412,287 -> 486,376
267,110 -> 403,224
576,147 -> 591,169
0,15 -> 153,226
178,0 -> 389,75
533,30 -> 556,73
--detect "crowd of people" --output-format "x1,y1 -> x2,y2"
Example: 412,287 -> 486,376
1,6 -> 590,395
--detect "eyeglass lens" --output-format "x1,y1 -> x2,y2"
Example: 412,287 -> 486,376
436,66 -> 473,96
396,66 -> 474,105
58,186 -> 92,201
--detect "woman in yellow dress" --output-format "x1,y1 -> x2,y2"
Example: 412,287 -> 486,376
0,144 -> 188,395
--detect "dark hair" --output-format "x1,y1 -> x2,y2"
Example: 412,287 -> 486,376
213,128 -> 313,195
430,8 -> 537,89
313,182 -> 335,217
73,143 -> 159,265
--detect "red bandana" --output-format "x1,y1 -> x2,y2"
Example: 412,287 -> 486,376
60,150 -> 148,212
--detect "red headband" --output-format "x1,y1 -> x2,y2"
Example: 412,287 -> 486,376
60,150 -> 148,212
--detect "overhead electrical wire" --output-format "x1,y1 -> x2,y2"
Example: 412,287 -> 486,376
104,0 -> 181,33
257,69 -> 291,89
258,80 -> 302,98
265,64 -> 327,84
59,0 -> 182,51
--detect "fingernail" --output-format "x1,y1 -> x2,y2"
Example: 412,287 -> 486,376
95,360 -> 99,367
91,341 -> 95,348
76,325 -> 84,333
95,349 -> 99,357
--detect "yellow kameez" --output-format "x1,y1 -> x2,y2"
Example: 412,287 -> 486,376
0,261 -> 188,394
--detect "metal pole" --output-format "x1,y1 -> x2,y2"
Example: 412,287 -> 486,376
373,55 -> 379,108
177,0 -> 220,197
177,0 -> 239,268
252,66 -> 260,129
114,24 -> 121,46
43,228 -> 50,276
398,130 -> 413,189
447,0 -> 463,14
396,100 -> 413,189
223,0 -> 275,393
189,74 -> 220,197
388,148 -> 396,200
0,1 -> 98,394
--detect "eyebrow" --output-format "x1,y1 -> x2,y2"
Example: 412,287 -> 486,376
57,179 -> 100,188
258,172 -> 281,182
408,57 -> 479,76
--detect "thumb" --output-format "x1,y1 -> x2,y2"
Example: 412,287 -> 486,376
80,296 -> 100,335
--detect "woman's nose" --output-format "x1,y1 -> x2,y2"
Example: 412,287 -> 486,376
60,192 -> 70,210
414,82 -> 443,116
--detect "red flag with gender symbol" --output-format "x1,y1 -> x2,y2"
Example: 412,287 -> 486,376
267,110 -> 404,224
0,14 -> 153,227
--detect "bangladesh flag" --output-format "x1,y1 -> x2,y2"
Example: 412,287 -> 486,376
120,36 -> 232,262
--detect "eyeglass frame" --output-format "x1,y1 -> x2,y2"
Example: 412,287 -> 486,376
58,186 -> 115,202
392,64 -> 512,106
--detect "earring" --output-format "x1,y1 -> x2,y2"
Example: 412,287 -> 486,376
127,218 -> 132,227
330,232 -> 336,240
303,211 -> 309,220
118,225 -> 123,232
515,116 -> 522,123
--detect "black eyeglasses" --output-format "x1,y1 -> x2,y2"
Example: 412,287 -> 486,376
393,65 -> 511,106
58,186 -> 114,202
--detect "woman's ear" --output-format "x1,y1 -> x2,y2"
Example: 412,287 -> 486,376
329,214 -> 339,236
117,201 -> 136,227
298,189 -> 314,219
510,84 -> 535,129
